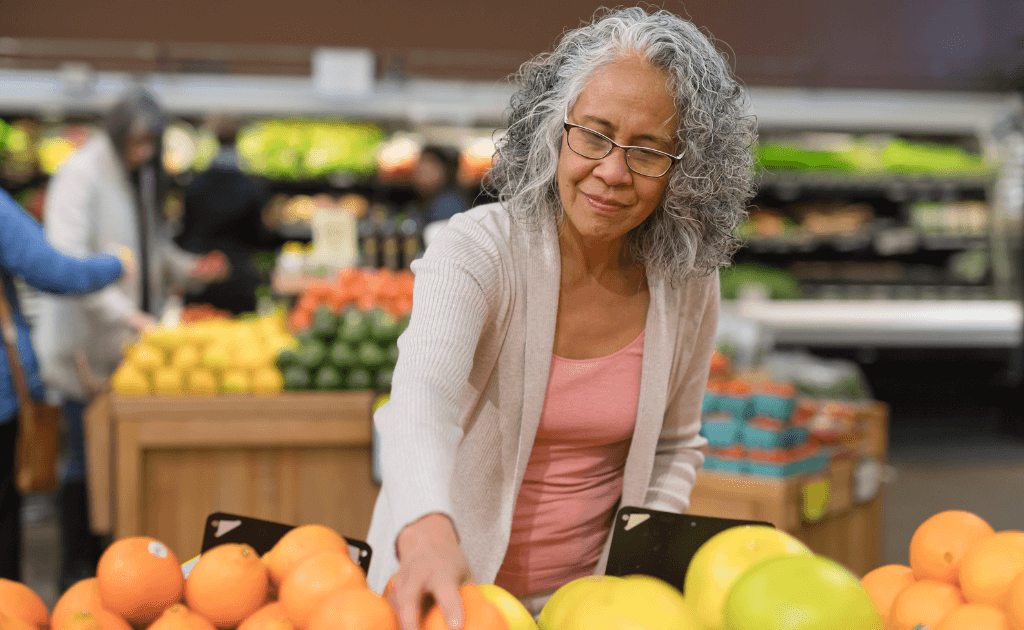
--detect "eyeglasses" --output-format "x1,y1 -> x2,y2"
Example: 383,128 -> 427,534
563,116 -> 682,178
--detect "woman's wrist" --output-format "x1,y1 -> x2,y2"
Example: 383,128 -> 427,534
396,512 -> 459,559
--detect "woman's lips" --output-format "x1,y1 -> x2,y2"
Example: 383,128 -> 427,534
584,193 -> 626,215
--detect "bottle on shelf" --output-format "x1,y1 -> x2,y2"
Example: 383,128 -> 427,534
400,216 -> 423,270
380,216 -> 400,271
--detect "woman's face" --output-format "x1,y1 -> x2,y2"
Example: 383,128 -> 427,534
125,132 -> 157,170
557,55 -> 677,246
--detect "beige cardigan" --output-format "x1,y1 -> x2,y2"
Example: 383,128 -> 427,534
365,202 -> 718,593
35,134 -> 199,402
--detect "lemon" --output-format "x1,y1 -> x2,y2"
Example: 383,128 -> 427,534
112,363 -> 151,396
144,326 -> 188,351
152,366 -> 185,395
129,344 -> 167,373
234,344 -> 267,372
171,344 -> 202,371
186,368 -> 220,395
253,367 -> 285,395
202,343 -> 231,372
221,369 -> 252,394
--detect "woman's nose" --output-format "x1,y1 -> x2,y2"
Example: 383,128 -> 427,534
592,146 -> 633,185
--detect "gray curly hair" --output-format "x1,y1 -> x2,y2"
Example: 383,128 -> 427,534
484,6 -> 757,282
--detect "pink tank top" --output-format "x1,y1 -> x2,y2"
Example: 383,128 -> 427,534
494,329 -> 645,596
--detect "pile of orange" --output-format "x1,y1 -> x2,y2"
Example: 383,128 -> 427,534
860,510 -> 1024,630
1,523 -> 508,630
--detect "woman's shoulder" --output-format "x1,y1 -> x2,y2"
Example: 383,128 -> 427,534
432,202 -> 515,256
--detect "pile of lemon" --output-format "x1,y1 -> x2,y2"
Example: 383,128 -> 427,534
112,312 -> 295,396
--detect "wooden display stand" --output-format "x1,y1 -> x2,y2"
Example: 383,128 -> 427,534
86,391 -> 380,562
686,401 -> 889,577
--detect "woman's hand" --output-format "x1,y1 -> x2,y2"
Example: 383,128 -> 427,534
116,246 -> 137,284
192,250 -> 230,283
125,309 -> 158,332
391,513 -> 474,630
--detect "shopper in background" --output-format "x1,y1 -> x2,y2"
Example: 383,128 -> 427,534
34,88 -> 228,590
370,7 -> 755,629
176,114 -> 284,314
410,145 -> 470,225
0,189 -> 129,581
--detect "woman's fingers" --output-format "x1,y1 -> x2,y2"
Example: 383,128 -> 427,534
431,579 -> 466,630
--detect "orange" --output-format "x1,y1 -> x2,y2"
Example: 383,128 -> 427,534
959,531 -> 1024,607
0,610 -> 35,630
146,605 -> 216,630
889,579 -> 965,630
934,604 -> 1011,630
279,550 -> 366,630
0,579 -> 49,629
306,588 -> 398,630
1006,572 -> 1024,630
51,579 -> 132,630
51,579 -> 102,630
861,565 -> 916,620
909,511 -> 994,585
185,543 -> 269,629
238,603 -> 294,630
422,585 -> 508,630
261,525 -> 349,587
57,613 -> 100,630
96,537 -> 184,626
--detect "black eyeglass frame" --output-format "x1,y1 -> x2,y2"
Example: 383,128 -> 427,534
562,115 -> 684,179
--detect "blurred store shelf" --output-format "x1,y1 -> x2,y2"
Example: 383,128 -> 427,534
1,68 -> 1021,130
725,298 -> 1023,348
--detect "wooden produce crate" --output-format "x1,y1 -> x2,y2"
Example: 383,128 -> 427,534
686,401 -> 889,577
86,390 -> 380,562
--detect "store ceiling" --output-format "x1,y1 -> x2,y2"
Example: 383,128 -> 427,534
1,0 -> 1022,91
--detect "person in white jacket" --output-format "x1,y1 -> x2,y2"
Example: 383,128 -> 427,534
34,88 -> 227,590
371,7 -> 756,629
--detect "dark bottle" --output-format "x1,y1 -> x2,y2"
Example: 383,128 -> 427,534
380,217 -> 400,271
400,217 -> 423,270
358,218 -> 380,268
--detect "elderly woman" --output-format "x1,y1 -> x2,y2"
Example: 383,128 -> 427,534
36,88 -> 227,590
369,7 -> 756,628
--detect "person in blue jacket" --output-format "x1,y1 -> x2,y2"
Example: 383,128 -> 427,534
0,189 -> 127,581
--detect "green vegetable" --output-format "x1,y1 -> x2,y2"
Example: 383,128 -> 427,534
296,339 -> 328,371
346,368 -> 374,390
311,305 -> 338,339
283,366 -> 312,391
314,365 -> 344,390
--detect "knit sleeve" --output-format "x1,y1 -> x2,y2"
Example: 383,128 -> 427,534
0,189 -> 123,295
374,211 -> 505,539
644,271 -> 718,513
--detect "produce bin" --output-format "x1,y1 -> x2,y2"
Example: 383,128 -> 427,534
687,401 -> 889,577
85,389 -> 380,562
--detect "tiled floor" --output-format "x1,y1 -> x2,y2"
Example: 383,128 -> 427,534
20,388 -> 1024,608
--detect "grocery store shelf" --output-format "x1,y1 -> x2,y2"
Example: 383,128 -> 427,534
758,169 -> 996,194
0,68 -> 516,124
1,68 -> 1021,130
724,299 -> 1023,348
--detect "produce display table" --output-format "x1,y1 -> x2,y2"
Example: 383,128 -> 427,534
86,390 -> 380,561
686,401 -> 889,577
